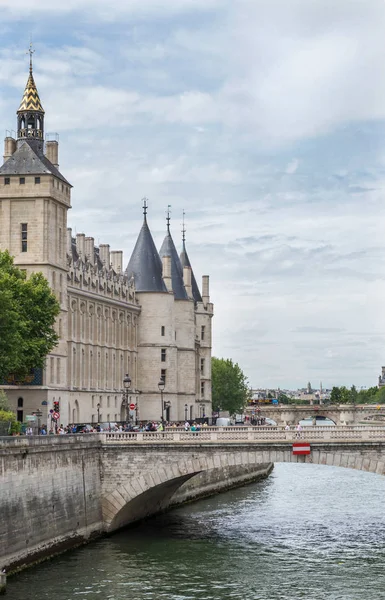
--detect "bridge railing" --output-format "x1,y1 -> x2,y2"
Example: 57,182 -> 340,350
103,427 -> 385,443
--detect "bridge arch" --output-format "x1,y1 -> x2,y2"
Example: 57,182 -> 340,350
101,446 -> 385,532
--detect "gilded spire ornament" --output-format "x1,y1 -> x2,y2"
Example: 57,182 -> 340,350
17,43 -> 44,114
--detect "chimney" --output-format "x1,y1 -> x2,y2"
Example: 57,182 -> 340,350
46,140 -> 59,168
202,275 -> 210,305
183,266 -> 192,298
84,237 -> 95,265
162,255 -> 172,291
76,233 -> 85,259
99,244 -> 110,269
3,136 -> 16,163
110,250 -> 123,273
67,228 -> 72,254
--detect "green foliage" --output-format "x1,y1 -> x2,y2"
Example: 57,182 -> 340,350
329,385 -> 385,405
0,390 -> 10,411
0,250 -> 60,379
330,387 -> 341,404
212,357 -> 251,415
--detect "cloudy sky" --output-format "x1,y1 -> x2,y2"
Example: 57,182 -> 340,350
1,0 -> 385,390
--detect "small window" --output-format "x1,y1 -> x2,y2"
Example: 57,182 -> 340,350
161,349 -> 166,362
19,177 -> 25,185
4,177 -> 10,185
17,410 -> 23,423
200,358 -> 205,374
35,176 -> 40,184
161,369 -> 166,385
161,326 -> 165,336
201,326 -> 205,341
17,397 -> 23,408
201,381 -> 205,396
21,223 -> 28,252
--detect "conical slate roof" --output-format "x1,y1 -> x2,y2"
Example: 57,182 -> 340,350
126,217 -> 167,292
18,70 -> 44,114
180,241 -> 202,303
159,228 -> 188,300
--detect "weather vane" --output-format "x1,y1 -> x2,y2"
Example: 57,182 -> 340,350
182,210 -> 186,243
142,197 -> 148,218
166,205 -> 171,231
26,41 -> 35,73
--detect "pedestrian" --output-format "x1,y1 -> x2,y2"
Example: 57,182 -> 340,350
184,421 -> 190,431
296,423 -> 302,438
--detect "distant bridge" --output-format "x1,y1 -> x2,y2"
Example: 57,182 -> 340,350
246,404 -> 385,426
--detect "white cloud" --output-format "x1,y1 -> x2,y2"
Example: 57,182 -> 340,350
1,0 -> 385,388
286,159 -> 299,174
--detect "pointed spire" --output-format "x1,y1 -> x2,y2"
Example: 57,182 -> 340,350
182,209 -> 186,248
179,211 -> 202,303
159,212 -> 188,300
125,203 -> 167,293
18,43 -> 44,114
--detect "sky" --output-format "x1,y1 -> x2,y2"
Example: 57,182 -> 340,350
1,0 -> 385,390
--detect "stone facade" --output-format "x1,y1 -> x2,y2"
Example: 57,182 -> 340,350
0,62 -> 213,427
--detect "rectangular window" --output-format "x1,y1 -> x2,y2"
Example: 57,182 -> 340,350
200,358 -> 205,374
17,410 -> 23,422
201,381 -> 205,396
35,176 -> 40,184
161,348 -> 166,362
21,223 -> 28,252
161,369 -> 166,385
19,177 -> 25,185
4,177 -> 10,185
56,358 -> 60,384
161,326 -> 165,336
201,326 -> 205,341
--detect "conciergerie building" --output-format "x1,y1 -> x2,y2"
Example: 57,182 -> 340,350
0,54 -> 214,427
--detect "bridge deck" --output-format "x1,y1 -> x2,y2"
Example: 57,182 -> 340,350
104,427 -> 385,444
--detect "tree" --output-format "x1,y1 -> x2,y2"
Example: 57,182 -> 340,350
330,386 -> 341,404
212,357 -> 251,415
0,250 -> 60,379
350,385 -> 358,404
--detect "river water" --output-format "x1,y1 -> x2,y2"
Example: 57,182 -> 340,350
8,464 -> 385,600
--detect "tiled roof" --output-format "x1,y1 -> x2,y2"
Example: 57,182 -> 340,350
126,218 -> 167,292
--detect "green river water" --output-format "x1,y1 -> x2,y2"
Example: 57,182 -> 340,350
8,463 -> 385,599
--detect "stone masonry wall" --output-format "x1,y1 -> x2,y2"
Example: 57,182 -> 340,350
0,436 -> 103,572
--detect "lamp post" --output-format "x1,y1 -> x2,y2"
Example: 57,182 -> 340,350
122,373 -> 132,423
97,403 -> 100,423
158,379 -> 165,428
184,403 -> 188,421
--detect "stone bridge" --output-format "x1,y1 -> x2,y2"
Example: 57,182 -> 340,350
246,404 -> 385,426
2,427 -> 385,571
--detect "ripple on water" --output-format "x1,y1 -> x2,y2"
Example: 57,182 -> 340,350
7,464 -> 385,600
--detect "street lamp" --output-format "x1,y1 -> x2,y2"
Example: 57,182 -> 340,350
97,403 -> 100,423
122,373 -> 132,423
158,379 -> 165,427
184,403 -> 188,421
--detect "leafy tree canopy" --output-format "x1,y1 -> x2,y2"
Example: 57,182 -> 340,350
0,250 -> 60,380
329,385 -> 385,405
212,357 -> 251,415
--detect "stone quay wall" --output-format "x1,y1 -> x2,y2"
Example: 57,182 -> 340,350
0,435 -> 272,573
0,436 -> 103,573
